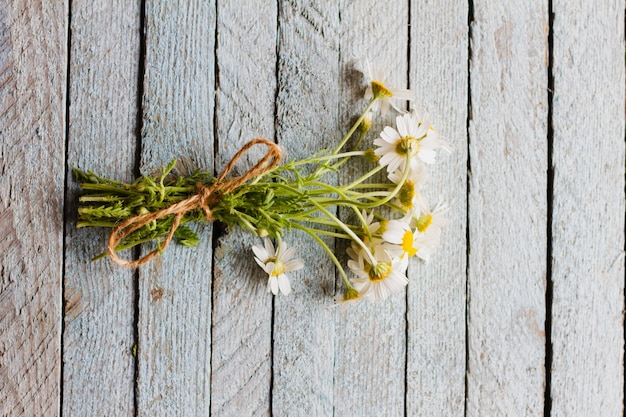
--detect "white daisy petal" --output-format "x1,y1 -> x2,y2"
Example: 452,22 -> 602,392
277,275 -> 292,295
284,258 -> 304,272
389,87 -> 415,100
380,126 -> 401,143
268,276 -> 279,295
254,256 -> 266,269
264,238 -> 275,258
396,115 -> 409,137
419,148 -> 437,164
280,246 -> 296,262
264,261 -> 275,276
252,245 -> 268,262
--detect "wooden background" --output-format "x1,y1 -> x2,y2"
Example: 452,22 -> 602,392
1,1 -> 624,416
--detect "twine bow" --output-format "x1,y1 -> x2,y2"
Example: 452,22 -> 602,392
107,138 -> 282,267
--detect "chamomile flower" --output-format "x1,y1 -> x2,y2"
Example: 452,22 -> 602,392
408,200 -> 450,242
252,238 -> 304,296
382,219 -> 437,261
388,164 -> 426,211
363,60 -> 414,115
374,112 -> 440,174
348,245 -> 409,302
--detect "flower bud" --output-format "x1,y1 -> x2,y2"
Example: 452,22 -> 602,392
359,112 -> 372,134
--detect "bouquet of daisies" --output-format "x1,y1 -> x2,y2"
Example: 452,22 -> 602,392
74,62 -> 450,307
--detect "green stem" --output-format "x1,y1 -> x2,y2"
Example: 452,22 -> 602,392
308,200 -> 376,265
299,228 -> 352,240
291,150 -> 366,166
340,164 -> 385,191
311,98 -> 379,178
292,223 -> 352,288
332,98 -> 378,155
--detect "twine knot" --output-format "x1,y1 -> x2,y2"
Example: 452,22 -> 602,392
196,182 -> 214,221
107,138 -> 282,267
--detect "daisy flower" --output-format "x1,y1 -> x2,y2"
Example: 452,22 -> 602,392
374,112 -> 440,174
388,164 -> 426,211
363,60 -> 414,115
348,245 -> 409,302
382,219 -> 438,261
409,199 -> 450,242
252,238 -> 304,296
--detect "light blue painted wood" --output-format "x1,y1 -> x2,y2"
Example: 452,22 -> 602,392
550,1 -> 625,415
63,1 -> 140,415
0,1 -> 67,416
210,1 -> 277,415
0,1 -> 624,416
407,1 -> 468,415
271,1 -> 340,415
467,2 -> 548,415
332,1 -> 409,416
137,1 -> 215,416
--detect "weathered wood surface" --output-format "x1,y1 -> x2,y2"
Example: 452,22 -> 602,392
137,1 -> 215,416
211,1 -> 276,415
333,2 -> 408,416
0,1 -> 624,416
550,1 -> 625,416
63,1 -> 140,416
468,2 -> 548,415
0,2 -> 66,416
407,1 -> 468,416
272,1 -> 339,415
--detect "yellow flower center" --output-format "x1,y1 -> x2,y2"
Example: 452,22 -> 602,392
378,220 -> 388,234
394,136 -> 420,157
398,180 -> 415,208
371,81 -> 393,98
416,214 -> 433,233
401,230 -> 417,257
267,258 -> 285,276
366,261 -> 392,282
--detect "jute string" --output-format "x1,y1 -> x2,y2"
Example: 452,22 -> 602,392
107,138 -> 282,267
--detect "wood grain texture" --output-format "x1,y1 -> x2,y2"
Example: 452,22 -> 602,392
550,1 -> 625,415
467,2 -> 548,415
210,1 -> 277,415
137,1 -> 214,415
62,2 -> 140,416
272,0 -> 339,415
407,2 -> 468,416
0,2 -> 66,416
333,1 -> 408,416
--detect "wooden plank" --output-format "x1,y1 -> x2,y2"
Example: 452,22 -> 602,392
0,1 -> 67,416
272,1 -> 339,415
137,1 -> 214,415
407,2 -> 468,416
550,1 -> 624,415
62,2 -> 140,416
467,2 -> 548,415
332,1 -> 408,416
210,1 -> 277,415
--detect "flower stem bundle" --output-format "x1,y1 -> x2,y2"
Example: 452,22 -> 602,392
75,63 -> 450,306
